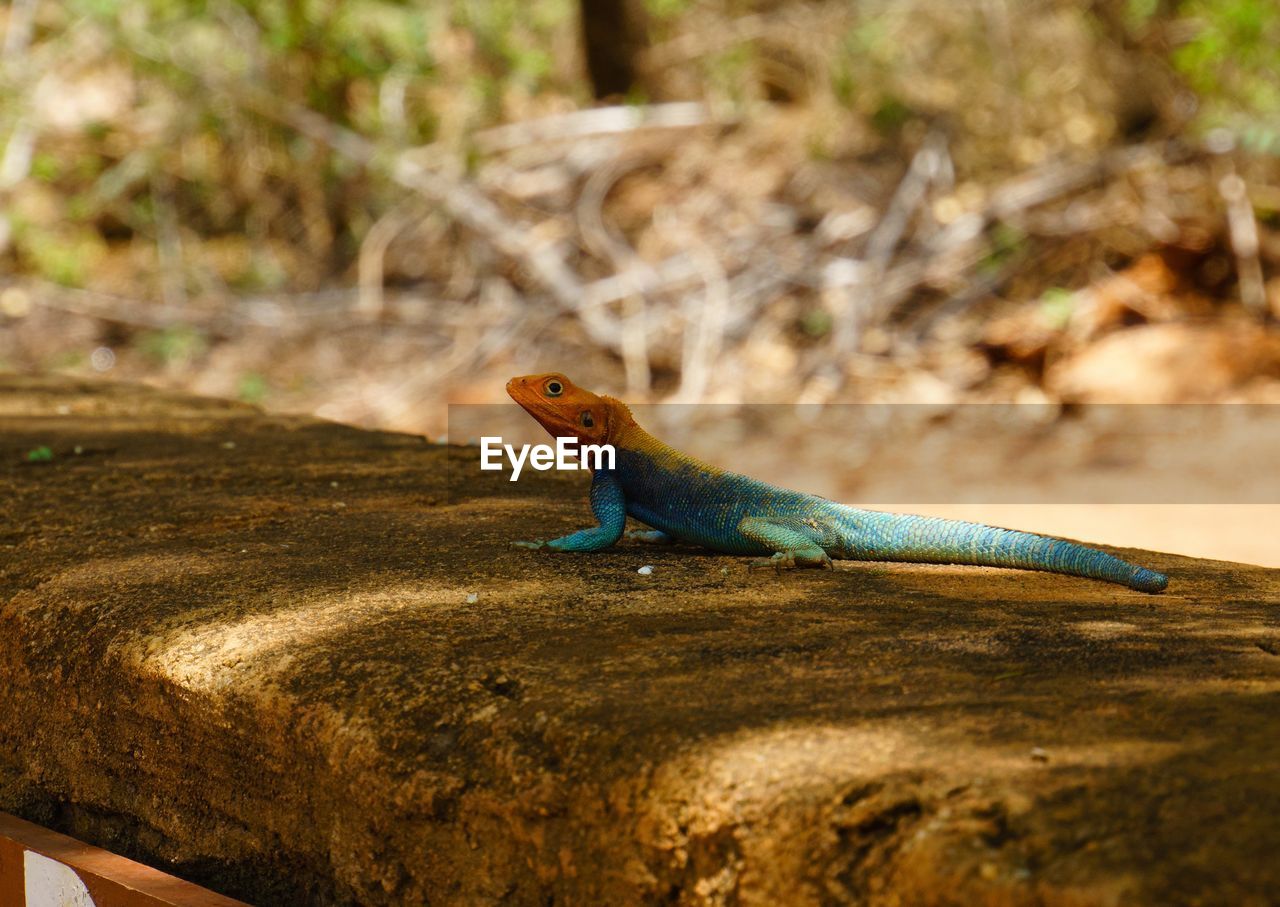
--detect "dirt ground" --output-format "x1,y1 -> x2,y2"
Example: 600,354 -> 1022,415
1,375 -> 1278,905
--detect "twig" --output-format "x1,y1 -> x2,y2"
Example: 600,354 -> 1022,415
474,102 -> 709,154
641,14 -> 771,68
0,0 -> 39,194
722,252 -> 805,339
833,129 -> 949,353
909,251 -> 1028,341
383,278 -> 544,424
620,295 -> 652,397
1,0 -> 37,60
665,213 -> 730,403
151,175 -> 188,310
14,280 -> 224,333
16,277 -> 408,334
865,130 -> 948,264
986,142 -> 1173,221
1218,171 -> 1267,316
574,150 -> 662,386
581,254 -> 702,309
356,197 -> 422,319
0,115 -> 33,192
575,153 -> 654,271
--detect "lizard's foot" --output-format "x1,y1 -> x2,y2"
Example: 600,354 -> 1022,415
626,529 -> 675,545
738,518 -> 834,572
748,553 -> 794,572
747,547 -> 834,570
511,540 -> 547,550
748,550 -> 833,572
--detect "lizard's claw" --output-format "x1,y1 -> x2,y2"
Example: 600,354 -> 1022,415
512,540 -> 547,550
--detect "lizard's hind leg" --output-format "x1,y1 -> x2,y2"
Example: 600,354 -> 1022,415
739,517 -> 834,571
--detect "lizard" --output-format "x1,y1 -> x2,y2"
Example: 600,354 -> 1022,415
505,373 -> 1168,593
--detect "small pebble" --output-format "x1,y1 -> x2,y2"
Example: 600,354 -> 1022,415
1030,746 -> 1049,763
221,441 -> 236,449
465,592 -> 478,604
637,565 -> 654,575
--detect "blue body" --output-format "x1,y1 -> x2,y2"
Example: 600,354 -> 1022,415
530,429 -> 1168,594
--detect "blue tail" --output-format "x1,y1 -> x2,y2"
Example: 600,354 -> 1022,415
842,511 -> 1168,593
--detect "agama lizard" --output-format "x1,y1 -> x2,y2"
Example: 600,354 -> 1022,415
506,373 -> 1168,593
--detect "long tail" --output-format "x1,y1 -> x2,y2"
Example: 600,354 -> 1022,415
844,511 -> 1168,593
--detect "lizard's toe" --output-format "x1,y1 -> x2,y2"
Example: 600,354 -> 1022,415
790,549 -> 832,569
749,552 -> 796,572
626,529 -> 673,545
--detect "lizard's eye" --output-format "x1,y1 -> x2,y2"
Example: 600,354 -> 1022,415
545,380 -> 563,397
579,411 -> 594,428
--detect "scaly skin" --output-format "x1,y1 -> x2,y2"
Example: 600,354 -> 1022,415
506,373 -> 1168,593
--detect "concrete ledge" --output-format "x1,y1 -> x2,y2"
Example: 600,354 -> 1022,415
2,376 -> 1278,904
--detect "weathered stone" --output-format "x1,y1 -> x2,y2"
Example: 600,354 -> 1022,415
1,375 -> 1277,905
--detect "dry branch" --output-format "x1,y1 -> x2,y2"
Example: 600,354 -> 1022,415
832,129 -> 949,354
1219,171 -> 1267,316
474,102 -> 709,155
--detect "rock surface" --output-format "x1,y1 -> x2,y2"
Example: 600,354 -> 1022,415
1,375 -> 1277,906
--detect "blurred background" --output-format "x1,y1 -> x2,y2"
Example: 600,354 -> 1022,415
1,0 -> 1277,562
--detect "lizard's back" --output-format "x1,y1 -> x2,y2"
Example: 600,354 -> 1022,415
614,431 -> 838,555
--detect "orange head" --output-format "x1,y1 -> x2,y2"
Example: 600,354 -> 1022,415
506,373 -> 627,445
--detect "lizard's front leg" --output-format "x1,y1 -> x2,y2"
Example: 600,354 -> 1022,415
738,517 -> 833,571
513,469 -> 627,552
